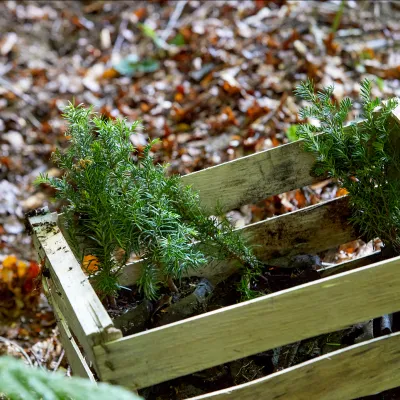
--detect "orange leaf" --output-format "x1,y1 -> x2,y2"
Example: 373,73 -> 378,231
174,92 -> 184,102
17,261 -> 27,278
27,261 -> 41,280
295,190 -> 306,208
2,255 -> 17,268
1,268 -> 14,283
336,187 -> 349,197
82,255 -> 100,273
102,68 -> 119,80
271,136 -> 280,147
0,156 -> 12,168
133,7 -> 147,21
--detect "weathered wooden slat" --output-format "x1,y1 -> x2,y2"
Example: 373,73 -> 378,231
118,196 -> 355,286
189,331 -> 400,400
181,140 -> 318,213
29,210 -> 122,372
42,277 -> 95,380
94,255 -> 400,390
241,196 -> 353,263
182,102 -> 400,214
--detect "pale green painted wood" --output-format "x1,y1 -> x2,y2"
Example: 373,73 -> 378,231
189,332 -> 400,400
94,255 -> 400,390
42,277 -> 95,380
180,140 -> 318,213
29,211 -> 122,372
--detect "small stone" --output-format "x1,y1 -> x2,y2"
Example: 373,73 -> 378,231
294,40 -> 307,56
22,192 -> 47,211
4,217 -> 24,234
3,131 -> 24,150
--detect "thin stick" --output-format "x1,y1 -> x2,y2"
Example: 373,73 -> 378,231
43,328 -> 58,364
0,76 -> 35,106
52,349 -> 65,372
112,18 -> 128,58
29,347 -> 45,370
161,0 -> 187,41
0,337 -> 33,367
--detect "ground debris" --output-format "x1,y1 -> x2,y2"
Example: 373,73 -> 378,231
1,0 -> 400,396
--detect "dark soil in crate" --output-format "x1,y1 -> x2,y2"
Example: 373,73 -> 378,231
108,257 -> 321,337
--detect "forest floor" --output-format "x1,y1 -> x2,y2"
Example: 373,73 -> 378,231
1,0 -> 400,397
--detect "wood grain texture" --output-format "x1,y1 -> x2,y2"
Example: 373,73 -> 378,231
189,332 -> 400,400
29,211 -> 122,371
95,255 -> 400,390
181,140 -> 318,213
42,277 -> 95,380
241,196 -> 354,263
181,101 -> 399,214
118,196 -> 356,286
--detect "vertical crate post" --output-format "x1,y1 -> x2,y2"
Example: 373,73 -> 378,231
29,209 -> 122,374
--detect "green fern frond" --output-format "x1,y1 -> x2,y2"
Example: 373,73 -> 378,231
0,356 -> 141,400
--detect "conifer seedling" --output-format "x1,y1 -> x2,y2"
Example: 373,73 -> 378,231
295,79 -> 400,252
35,104 -> 261,300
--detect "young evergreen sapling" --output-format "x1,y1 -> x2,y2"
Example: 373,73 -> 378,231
294,79 -> 400,251
35,104 -> 261,300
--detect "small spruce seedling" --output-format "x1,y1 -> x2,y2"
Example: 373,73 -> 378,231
35,104 -> 261,300
295,79 -> 400,251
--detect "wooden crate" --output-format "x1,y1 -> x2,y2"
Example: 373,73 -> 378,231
29,104 -> 400,399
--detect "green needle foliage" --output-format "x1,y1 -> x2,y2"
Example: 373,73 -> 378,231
0,356 -> 141,400
35,104 -> 260,299
294,78 -> 400,251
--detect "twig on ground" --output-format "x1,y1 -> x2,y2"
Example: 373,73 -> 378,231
250,92 -> 288,130
52,349 -> 65,372
42,328 -> 58,365
0,76 -> 36,106
0,337 -> 33,367
111,17 -> 128,63
24,111 -> 42,129
28,347 -> 45,370
161,0 -> 187,42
